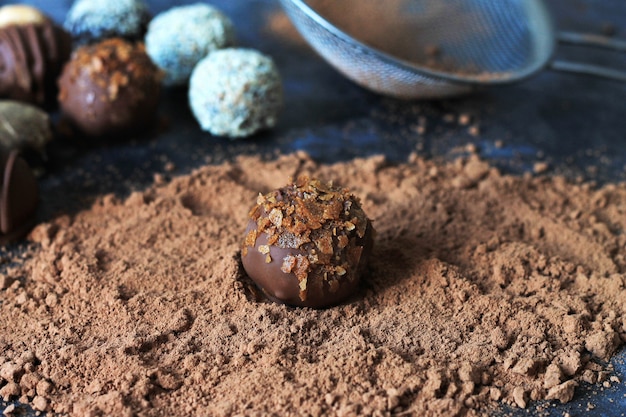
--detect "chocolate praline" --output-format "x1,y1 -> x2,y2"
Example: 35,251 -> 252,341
189,48 -> 283,138
0,100 -> 52,154
0,150 -> 38,245
0,5 -> 72,105
146,3 -> 236,86
241,176 -> 374,308
58,38 -> 161,138
64,0 -> 150,46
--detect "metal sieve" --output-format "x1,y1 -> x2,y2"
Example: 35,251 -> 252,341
278,0 -> 626,99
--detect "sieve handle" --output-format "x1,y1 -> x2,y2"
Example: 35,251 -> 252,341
557,31 -> 626,52
548,31 -> 626,82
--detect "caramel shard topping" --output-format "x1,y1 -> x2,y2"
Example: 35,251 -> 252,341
258,245 -> 270,255
249,204 -> 262,221
244,229 -> 258,248
293,255 -> 311,300
116,41 -> 131,62
292,220 -> 308,235
298,278 -> 308,301
309,178 -> 331,192
295,176 -> 308,187
91,56 -> 103,72
316,232 -> 334,255
108,71 -> 130,101
337,235 -> 349,249
268,208 -> 283,227
265,254 -> 272,263
293,255 -> 310,280
322,200 -> 343,219
281,255 -> 297,274
108,81 -> 119,101
296,199 -> 323,229
267,233 -> 279,246
257,216 -> 271,230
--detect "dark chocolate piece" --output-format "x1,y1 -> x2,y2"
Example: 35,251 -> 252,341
58,38 -> 161,137
241,176 -> 374,308
0,8 -> 71,105
0,150 -> 38,245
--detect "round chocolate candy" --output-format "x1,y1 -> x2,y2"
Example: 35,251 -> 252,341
189,48 -> 283,138
64,0 -> 150,46
241,176 -> 374,308
0,100 -> 53,154
0,5 -> 72,105
0,150 -> 38,245
58,38 -> 161,137
146,3 -> 236,86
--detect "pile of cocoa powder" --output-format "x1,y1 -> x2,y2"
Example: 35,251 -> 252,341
1,152 -> 625,416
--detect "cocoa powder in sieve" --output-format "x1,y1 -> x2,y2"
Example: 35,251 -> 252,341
0,152 -> 625,416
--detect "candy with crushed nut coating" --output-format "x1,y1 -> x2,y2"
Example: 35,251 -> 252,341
58,39 -> 161,137
189,48 -> 283,138
146,3 -> 235,86
241,176 -> 374,308
64,0 -> 150,45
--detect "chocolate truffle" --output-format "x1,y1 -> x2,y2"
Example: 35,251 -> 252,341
58,38 -> 161,137
64,0 -> 150,45
0,5 -> 71,105
0,150 -> 38,245
0,100 -> 52,154
189,48 -> 283,138
242,176 -> 374,308
146,3 -> 236,86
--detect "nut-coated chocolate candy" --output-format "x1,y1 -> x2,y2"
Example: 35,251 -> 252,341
242,176 -> 374,308
146,3 -> 235,86
0,5 -> 71,105
189,48 -> 283,138
64,0 -> 150,46
0,150 -> 38,245
58,38 -> 161,137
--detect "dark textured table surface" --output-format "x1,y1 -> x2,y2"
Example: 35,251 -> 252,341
1,0 -> 625,416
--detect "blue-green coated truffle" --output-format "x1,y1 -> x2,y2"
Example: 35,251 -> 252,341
64,0 -> 150,45
146,3 -> 236,87
189,48 -> 283,138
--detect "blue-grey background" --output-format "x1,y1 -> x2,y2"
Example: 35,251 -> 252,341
0,0 -> 625,415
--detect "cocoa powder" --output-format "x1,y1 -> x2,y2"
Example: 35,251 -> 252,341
0,152 -> 625,416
